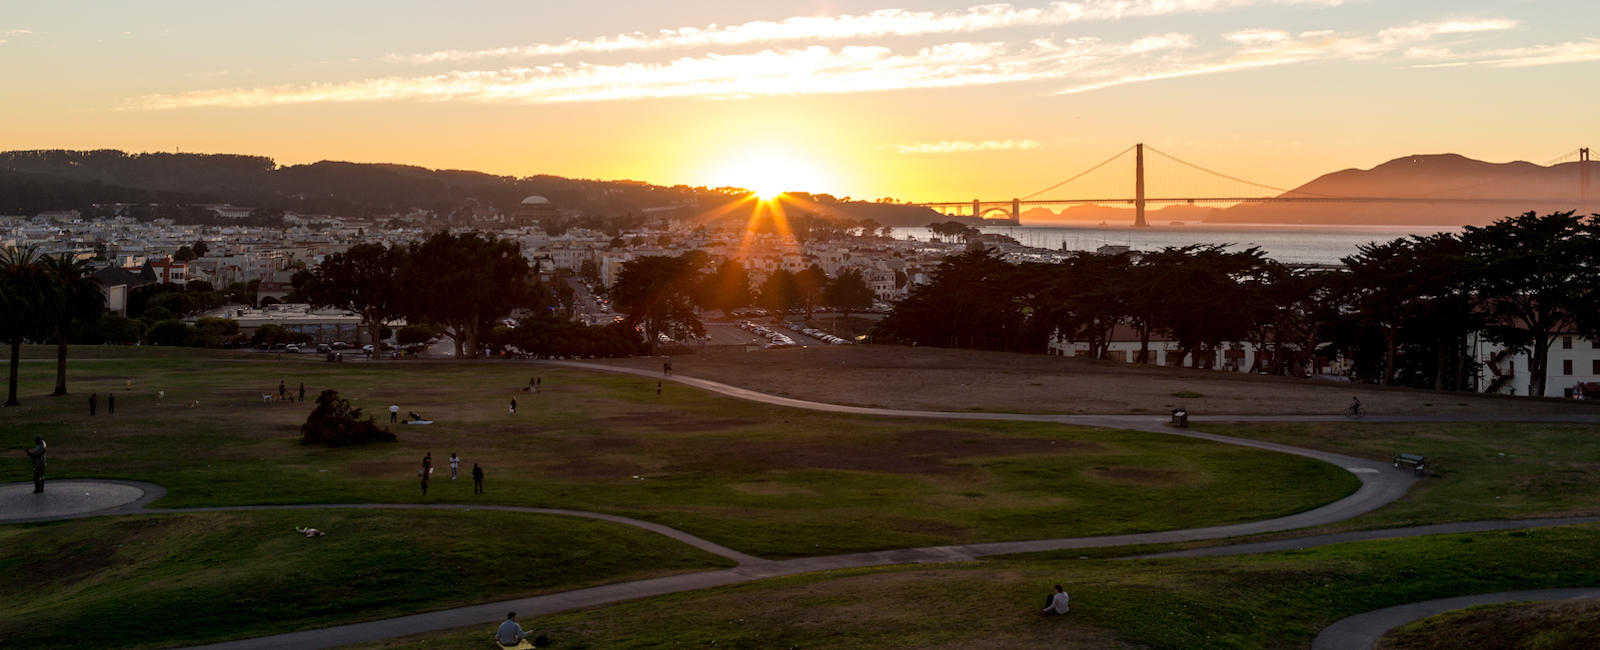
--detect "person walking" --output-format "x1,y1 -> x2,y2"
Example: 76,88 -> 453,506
298,382 -> 305,402
509,397 -> 517,415
278,380 -> 287,402
389,404 -> 399,424
420,452 -> 432,495
449,452 -> 460,480
89,392 -> 97,416
472,463 -> 484,494
24,435 -> 47,493
107,393 -> 115,415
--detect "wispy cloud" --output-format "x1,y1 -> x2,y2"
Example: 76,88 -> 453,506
387,0 -> 1341,64
1407,38 -> 1600,68
884,139 -> 1044,154
1052,17 -> 1520,94
123,16 -> 1531,110
125,38 -> 1165,109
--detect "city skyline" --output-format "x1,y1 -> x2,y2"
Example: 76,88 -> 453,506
4,0 -> 1599,201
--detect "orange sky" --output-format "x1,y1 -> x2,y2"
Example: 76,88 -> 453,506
3,1 -> 1598,201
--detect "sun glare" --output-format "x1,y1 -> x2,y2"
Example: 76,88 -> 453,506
708,151 -> 829,201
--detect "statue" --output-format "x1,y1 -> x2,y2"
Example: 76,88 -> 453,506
24,435 -> 46,493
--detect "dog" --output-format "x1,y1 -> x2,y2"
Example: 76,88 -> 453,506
188,400 -> 199,408
262,393 -> 274,403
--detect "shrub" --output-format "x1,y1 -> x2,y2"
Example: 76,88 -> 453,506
300,389 -> 396,446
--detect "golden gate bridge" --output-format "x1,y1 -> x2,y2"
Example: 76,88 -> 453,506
914,143 -> 1595,227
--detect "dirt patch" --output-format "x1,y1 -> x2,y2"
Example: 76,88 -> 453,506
599,413 -> 758,433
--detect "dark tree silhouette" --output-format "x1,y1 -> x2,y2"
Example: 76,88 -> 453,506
1,245 -> 49,406
824,268 -> 875,322
401,232 -> 530,359
40,254 -> 103,395
304,243 -> 406,357
610,254 -> 705,351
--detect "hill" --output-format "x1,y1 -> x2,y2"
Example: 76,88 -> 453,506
1211,153 -> 1593,225
0,149 -> 943,226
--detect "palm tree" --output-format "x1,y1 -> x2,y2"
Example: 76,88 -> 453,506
0,245 -> 49,406
41,254 -> 104,396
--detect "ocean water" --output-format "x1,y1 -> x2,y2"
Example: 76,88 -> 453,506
889,223 -> 1462,266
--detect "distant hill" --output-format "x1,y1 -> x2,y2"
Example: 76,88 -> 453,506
1210,154 -> 1594,225
0,149 -> 942,226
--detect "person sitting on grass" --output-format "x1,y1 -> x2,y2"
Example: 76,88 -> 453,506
496,611 -> 530,647
1042,584 -> 1070,616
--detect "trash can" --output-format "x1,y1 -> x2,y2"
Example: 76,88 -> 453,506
1171,408 -> 1189,428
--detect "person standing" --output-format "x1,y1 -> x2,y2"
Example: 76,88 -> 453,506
107,393 -> 115,415
509,397 -> 517,415
472,463 -> 484,494
278,380 -> 287,401
298,382 -> 305,403
24,435 -> 47,493
421,452 -> 432,495
89,392 -> 97,415
389,404 -> 399,424
449,452 -> 460,480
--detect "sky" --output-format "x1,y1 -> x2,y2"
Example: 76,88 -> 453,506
3,0 -> 1598,202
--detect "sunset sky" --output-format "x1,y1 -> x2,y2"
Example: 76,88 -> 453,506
4,1 -> 1598,202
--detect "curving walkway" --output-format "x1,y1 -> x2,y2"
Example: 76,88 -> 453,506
12,361 -> 1597,649
1312,588 -> 1600,649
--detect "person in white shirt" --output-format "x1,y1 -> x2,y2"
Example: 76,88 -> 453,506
497,611 -> 529,646
389,404 -> 399,424
1042,584 -> 1070,616
449,452 -> 460,480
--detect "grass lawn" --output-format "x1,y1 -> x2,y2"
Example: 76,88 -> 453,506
0,509 -> 732,649
0,348 -> 1357,558
1192,421 -> 1600,528
348,523 -> 1600,650
595,344 -> 1600,416
1380,597 -> 1600,649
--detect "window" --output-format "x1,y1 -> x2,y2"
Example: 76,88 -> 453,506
1562,336 -> 1573,349
1563,359 -> 1573,375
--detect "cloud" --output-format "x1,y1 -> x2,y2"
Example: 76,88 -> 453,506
1407,38 -> 1600,68
387,0 -> 1342,63
125,37 -> 1170,109
884,139 -> 1044,154
123,16 -> 1530,110
1052,17 -> 1521,94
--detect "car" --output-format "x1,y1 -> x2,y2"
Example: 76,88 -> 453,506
285,345 -> 301,353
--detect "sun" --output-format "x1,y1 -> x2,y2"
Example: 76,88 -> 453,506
708,151 -> 829,200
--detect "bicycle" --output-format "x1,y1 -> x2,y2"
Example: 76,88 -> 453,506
1343,403 -> 1364,418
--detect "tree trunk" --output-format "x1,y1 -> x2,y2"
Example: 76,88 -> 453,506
1136,324 -> 1151,364
1529,333 -> 1550,397
462,324 -> 479,360
6,339 -> 20,406
52,334 -> 68,396
450,326 -> 465,359
1382,327 -> 1398,386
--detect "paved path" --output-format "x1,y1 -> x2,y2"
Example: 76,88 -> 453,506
1312,588 -> 1600,649
14,361 -> 1594,648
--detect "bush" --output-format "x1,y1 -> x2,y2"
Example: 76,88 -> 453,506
144,319 -> 195,346
300,389 -> 396,446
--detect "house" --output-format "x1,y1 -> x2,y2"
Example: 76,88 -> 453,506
1473,332 -> 1600,398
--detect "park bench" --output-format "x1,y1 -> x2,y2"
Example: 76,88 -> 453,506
1392,453 -> 1428,475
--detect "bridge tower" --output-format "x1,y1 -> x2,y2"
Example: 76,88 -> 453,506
972,198 -> 981,218
1134,142 -> 1148,228
1012,197 -> 1021,225
1582,148 -> 1592,209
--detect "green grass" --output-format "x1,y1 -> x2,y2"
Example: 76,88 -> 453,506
0,348 -> 1358,557
0,509 -> 732,649
1383,598 -> 1600,649
348,524 -> 1600,650
1192,421 -> 1600,528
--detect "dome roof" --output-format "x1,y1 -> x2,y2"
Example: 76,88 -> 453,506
520,195 -> 551,205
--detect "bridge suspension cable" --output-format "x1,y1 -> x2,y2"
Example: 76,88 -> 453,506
1019,145 -> 1134,200
1142,145 -> 1332,197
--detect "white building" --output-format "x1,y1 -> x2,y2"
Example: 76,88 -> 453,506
1473,332 -> 1600,398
